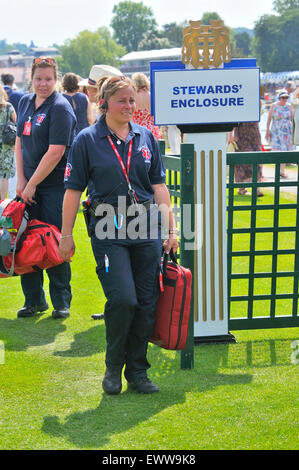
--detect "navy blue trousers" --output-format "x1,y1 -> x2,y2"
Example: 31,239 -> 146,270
90,209 -> 162,381
20,185 -> 72,309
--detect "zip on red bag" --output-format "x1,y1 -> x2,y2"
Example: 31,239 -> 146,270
159,257 -> 164,292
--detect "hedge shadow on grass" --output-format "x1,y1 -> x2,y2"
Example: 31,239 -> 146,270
41,344 -> 253,449
0,315 -> 67,351
53,324 -> 106,356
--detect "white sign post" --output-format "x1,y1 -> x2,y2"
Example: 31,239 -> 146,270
151,59 -> 260,343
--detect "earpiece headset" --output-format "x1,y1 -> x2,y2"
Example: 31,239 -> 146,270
101,101 -> 108,110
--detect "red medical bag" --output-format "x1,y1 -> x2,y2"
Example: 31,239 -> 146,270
150,251 -> 192,350
0,199 -> 65,278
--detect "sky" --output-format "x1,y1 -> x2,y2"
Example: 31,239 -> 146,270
3,0 -> 275,48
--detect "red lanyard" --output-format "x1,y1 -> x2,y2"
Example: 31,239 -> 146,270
107,135 -> 138,201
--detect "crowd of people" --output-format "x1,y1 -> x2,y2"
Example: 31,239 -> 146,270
0,58 -> 178,395
227,80 -> 299,195
0,64 -> 184,207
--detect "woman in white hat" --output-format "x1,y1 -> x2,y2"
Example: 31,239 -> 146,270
266,90 -> 294,177
80,65 -> 123,105
78,65 -> 123,124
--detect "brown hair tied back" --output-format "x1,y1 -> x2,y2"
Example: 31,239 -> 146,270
62,73 -> 80,93
97,75 -> 133,114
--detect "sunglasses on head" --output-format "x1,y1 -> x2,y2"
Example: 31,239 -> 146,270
106,76 -> 126,85
33,57 -> 56,65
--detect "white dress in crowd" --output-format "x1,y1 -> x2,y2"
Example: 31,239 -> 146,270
167,125 -> 181,154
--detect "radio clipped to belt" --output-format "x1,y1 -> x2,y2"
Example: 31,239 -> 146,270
82,197 -> 91,236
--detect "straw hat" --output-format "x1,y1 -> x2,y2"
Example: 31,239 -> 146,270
278,90 -> 289,99
78,64 -> 123,88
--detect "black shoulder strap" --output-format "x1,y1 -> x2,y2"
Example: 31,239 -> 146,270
6,104 -> 10,122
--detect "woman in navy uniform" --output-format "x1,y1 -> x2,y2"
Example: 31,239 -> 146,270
15,57 -> 76,319
60,76 -> 178,394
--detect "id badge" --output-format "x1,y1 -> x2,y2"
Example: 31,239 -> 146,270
128,188 -> 138,205
23,121 -> 32,136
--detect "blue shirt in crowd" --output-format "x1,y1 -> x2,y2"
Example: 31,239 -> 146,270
64,116 -> 166,205
4,85 -> 24,114
62,92 -> 90,134
17,91 -> 76,187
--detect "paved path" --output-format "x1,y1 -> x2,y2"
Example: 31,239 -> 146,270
262,165 -> 298,193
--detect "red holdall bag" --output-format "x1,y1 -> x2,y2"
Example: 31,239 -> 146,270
0,219 -> 65,278
150,250 -> 192,350
16,220 -> 64,271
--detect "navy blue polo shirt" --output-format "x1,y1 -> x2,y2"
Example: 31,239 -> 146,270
64,116 -> 166,205
4,86 -> 24,114
17,91 -> 76,187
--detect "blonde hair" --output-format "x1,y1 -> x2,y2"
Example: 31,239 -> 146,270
132,73 -> 150,91
0,84 -> 8,108
98,75 -> 134,114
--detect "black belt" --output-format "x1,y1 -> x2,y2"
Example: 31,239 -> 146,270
90,197 -> 155,217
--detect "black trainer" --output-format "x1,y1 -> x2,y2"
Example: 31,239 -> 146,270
17,303 -> 49,318
102,369 -> 122,395
52,308 -> 70,319
127,377 -> 159,394
91,314 -> 104,320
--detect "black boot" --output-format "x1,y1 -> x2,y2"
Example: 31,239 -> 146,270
127,377 -> 159,394
17,303 -> 49,318
52,308 -> 70,319
102,369 -> 122,395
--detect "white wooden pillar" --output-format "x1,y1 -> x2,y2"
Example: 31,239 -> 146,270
186,132 -> 235,342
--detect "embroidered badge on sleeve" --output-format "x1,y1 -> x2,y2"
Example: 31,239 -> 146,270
64,162 -> 72,181
140,145 -> 152,163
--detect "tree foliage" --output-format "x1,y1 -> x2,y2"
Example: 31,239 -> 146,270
160,22 -> 188,47
234,31 -> 252,57
200,12 -> 222,23
0,40 -> 29,55
138,32 -> 170,51
199,13 -> 248,59
57,27 -> 125,77
251,10 -> 299,71
2,2 -> 299,75
110,1 -> 157,52
273,0 -> 299,13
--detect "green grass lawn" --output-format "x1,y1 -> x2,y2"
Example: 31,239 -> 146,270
0,198 -> 298,450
